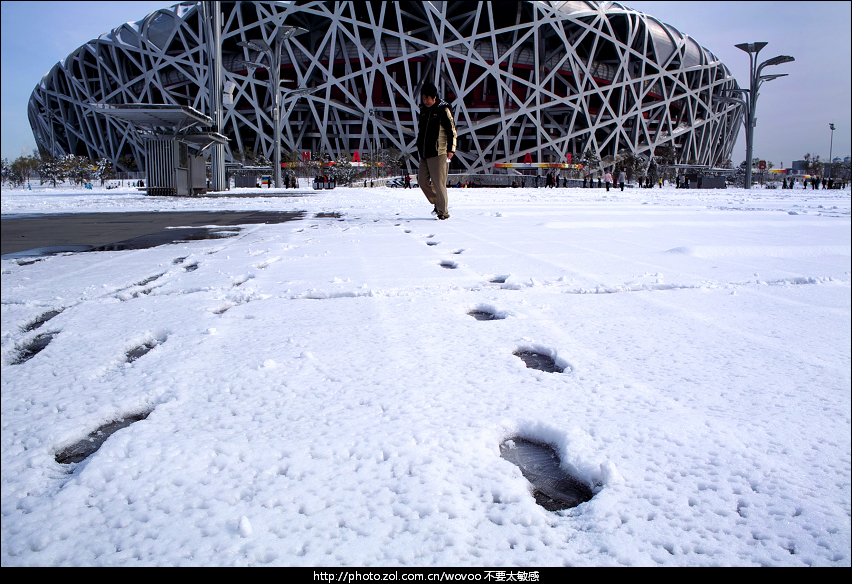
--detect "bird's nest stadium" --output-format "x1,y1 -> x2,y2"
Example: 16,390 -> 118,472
28,0 -> 743,174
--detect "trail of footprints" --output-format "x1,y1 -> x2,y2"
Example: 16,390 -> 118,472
398,222 -> 590,509
9,220 -> 591,509
10,251 -> 194,365
8,252 -> 205,472
398,223 -> 570,374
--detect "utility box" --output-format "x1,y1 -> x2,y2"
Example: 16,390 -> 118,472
698,176 -> 726,189
235,175 -> 259,187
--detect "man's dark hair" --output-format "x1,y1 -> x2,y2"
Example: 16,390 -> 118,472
421,82 -> 439,98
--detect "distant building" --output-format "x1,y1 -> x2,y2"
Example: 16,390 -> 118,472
788,160 -> 808,176
790,157 -> 851,178
29,0 -> 743,174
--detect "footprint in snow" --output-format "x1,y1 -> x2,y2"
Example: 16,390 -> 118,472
136,273 -> 165,286
9,331 -> 59,365
468,306 -> 504,321
125,333 -> 168,364
500,437 -> 594,510
55,410 -> 152,465
514,349 -> 567,373
21,309 -> 63,333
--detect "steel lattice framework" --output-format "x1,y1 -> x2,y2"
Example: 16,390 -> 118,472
29,0 -> 743,173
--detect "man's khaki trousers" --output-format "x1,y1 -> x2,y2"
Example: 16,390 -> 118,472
418,156 -> 449,216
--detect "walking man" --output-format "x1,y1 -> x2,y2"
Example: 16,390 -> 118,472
604,170 -> 613,192
417,82 -> 456,220
617,169 -> 627,191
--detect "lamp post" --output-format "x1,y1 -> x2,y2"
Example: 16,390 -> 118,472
205,1 -> 226,192
368,108 -> 376,184
281,84 -> 322,164
725,43 -> 794,189
238,25 -> 306,188
828,123 -> 835,178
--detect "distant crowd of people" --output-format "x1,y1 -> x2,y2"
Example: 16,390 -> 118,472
506,170 -> 665,192
314,175 -> 335,189
782,176 -> 846,190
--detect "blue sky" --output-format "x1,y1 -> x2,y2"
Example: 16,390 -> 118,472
2,1 -> 850,167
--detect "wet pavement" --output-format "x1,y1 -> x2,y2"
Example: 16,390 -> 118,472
1,211 -> 305,258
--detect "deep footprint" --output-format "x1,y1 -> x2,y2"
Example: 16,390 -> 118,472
136,273 -> 165,286
11,332 -> 58,365
22,309 -> 63,332
126,336 -> 166,363
440,261 -> 458,269
468,309 -> 504,321
55,411 -> 152,465
514,350 -> 565,373
500,437 -> 594,510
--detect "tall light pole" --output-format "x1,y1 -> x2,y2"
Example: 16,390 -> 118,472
368,108 -> 375,184
238,25 -> 306,188
205,1 -> 226,191
828,123 -> 836,177
725,43 -> 794,189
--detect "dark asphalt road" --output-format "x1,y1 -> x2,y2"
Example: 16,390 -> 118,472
1,211 -> 305,256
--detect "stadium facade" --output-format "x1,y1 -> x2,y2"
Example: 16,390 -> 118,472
28,1 -> 744,174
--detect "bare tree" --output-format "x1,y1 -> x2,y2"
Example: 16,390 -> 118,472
7,154 -> 40,188
803,153 -> 823,176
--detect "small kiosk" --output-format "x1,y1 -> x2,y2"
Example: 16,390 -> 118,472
96,104 -> 227,196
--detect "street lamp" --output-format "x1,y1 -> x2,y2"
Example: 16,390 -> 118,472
729,42 -> 794,189
367,108 -> 377,184
828,123 -> 836,178
237,25 -> 306,188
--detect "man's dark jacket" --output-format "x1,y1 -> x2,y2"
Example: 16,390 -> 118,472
417,99 -> 456,159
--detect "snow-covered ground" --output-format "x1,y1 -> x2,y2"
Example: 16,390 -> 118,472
2,182 -> 850,566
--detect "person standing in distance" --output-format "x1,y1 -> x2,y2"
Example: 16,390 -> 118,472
617,169 -> 627,191
417,82 -> 457,220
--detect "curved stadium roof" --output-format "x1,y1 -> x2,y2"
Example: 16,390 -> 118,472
28,0 -> 743,173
